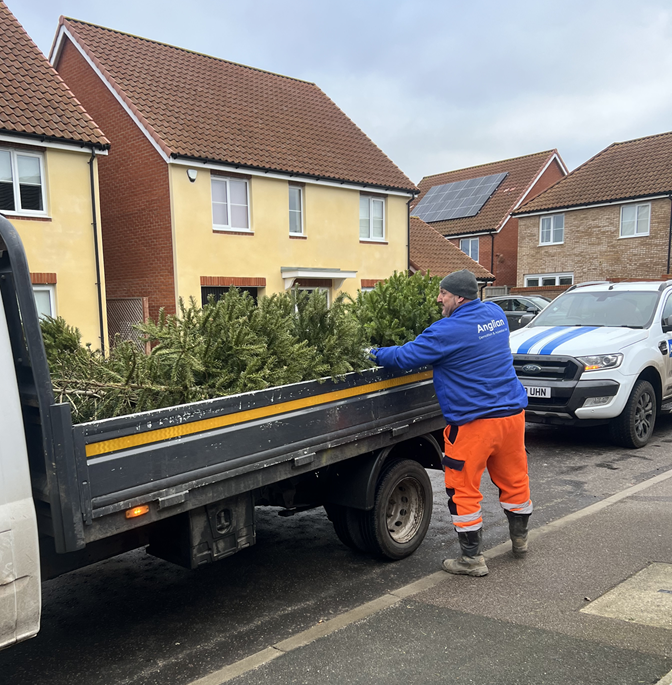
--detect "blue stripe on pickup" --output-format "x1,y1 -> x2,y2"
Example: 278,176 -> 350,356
538,326 -> 598,354
516,326 -> 566,354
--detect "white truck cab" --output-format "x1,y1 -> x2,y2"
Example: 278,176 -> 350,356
0,292 -> 41,648
509,280 -> 672,448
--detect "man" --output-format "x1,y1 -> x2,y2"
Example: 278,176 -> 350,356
371,269 -> 531,577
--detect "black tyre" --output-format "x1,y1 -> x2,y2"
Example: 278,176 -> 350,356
324,503 -> 367,551
609,379 -> 657,448
360,459 -> 433,560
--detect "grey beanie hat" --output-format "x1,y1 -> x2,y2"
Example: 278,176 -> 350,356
439,269 -> 478,300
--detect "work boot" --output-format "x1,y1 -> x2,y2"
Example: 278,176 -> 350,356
441,529 -> 488,577
505,510 -> 530,558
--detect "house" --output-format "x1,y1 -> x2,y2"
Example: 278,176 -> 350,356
412,151 -> 566,288
50,18 -> 417,332
409,217 -> 494,288
0,2 -> 109,349
513,131 -> 672,292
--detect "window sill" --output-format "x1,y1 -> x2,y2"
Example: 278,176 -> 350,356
618,232 -> 649,239
213,228 -> 254,236
289,234 -> 307,240
537,241 -> 564,247
3,213 -> 52,222
360,239 -> 388,245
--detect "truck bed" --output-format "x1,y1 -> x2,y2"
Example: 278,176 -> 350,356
75,366 -> 442,542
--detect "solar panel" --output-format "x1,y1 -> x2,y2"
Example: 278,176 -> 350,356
413,172 -> 508,223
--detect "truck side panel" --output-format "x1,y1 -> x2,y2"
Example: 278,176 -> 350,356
74,369 -> 441,536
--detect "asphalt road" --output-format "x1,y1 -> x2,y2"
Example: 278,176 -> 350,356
2,416 -> 672,685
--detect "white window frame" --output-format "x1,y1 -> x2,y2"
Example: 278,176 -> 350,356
293,286 -> 331,308
619,202 -> 651,238
539,213 -> 564,245
289,185 -> 303,235
0,148 -> 47,216
460,237 -> 479,262
32,285 -> 55,318
211,176 -> 251,232
359,195 -> 386,241
524,273 -> 574,287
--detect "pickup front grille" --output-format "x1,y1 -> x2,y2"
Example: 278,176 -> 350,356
513,355 -> 583,382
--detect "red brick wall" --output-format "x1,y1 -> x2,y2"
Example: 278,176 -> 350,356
55,39 -> 176,320
448,229 -> 516,286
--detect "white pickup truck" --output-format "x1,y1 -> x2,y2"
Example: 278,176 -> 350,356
509,280 -> 672,448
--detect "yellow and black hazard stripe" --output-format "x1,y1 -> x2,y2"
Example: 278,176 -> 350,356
85,370 -> 434,459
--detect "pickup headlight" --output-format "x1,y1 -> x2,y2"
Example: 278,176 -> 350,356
576,353 -> 623,371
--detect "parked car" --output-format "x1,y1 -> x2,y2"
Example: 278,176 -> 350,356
509,280 -> 672,448
487,295 -> 551,330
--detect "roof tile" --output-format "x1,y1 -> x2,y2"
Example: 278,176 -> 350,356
517,131 -> 672,214
0,2 -> 108,147
59,18 -> 415,191
410,216 -> 494,280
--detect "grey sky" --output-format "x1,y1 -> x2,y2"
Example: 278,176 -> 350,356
8,0 -> 672,183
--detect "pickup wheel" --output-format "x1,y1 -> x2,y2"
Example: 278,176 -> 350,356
360,458 -> 433,560
609,379 -> 657,448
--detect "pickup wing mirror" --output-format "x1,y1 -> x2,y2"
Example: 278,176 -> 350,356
519,310 -> 537,327
663,314 -> 672,333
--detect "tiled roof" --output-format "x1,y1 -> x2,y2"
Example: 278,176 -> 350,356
409,216 -> 494,280
0,2 -> 108,147
516,131 -> 672,214
56,18 -> 416,192
412,150 -> 560,236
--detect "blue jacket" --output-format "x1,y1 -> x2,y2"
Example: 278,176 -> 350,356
374,299 -> 527,425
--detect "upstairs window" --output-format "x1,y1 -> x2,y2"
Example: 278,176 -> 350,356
360,196 -> 385,240
0,149 -> 45,213
460,237 -> 479,262
289,186 -> 303,234
620,203 -> 650,237
211,176 -> 250,231
540,214 -> 564,245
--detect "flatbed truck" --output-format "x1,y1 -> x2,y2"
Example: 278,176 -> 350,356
0,214 -> 444,649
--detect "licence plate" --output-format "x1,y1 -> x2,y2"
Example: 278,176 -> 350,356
525,385 -> 551,398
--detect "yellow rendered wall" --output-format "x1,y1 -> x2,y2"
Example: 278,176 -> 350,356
170,166 -> 409,300
7,147 -> 107,349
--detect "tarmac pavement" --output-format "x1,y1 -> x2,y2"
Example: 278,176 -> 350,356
190,469 -> 672,685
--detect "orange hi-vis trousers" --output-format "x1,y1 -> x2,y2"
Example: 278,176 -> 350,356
442,410 -> 532,532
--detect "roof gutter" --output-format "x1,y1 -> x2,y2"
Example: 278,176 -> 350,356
514,193 -> 672,218
170,154 -> 418,197
0,129 -> 109,152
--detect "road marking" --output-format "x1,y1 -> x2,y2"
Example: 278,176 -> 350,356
186,467 -> 672,685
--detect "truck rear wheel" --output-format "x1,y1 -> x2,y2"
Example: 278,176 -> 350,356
360,458 -> 433,560
324,503 -> 367,551
609,379 -> 656,448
